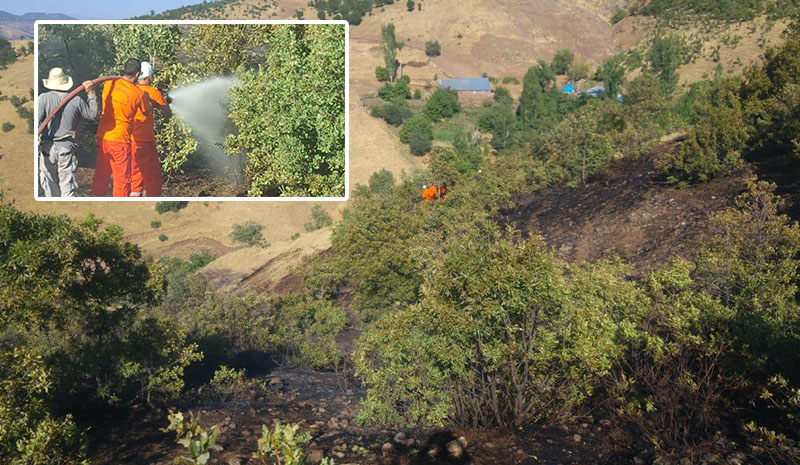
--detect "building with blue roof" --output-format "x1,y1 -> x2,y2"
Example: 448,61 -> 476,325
439,78 -> 493,92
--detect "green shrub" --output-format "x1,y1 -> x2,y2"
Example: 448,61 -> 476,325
231,221 -> 266,247
164,411 -> 219,465
150,220 -> 161,229
13,415 -> 89,465
658,77 -> 748,184
356,235 -> 627,427
155,201 -> 189,214
406,0 -> 415,11
159,233 -> 169,241
2,121 -> 13,132
422,88 -> 460,121
304,205 -> 333,232
552,49 -> 574,75
368,169 -> 395,198
398,114 -> 433,155
370,101 -> 412,126
501,76 -> 519,85
377,75 -> 411,102
611,8 -> 626,24
206,366 -> 261,403
253,422 -> 335,465
413,88 -> 422,99
375,65 -> 389,82
425,40 -> 441,57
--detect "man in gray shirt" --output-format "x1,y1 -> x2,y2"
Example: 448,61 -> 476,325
37,67 -> 99,197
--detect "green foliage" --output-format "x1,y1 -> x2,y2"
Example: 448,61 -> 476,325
0,38 -> 17,69
184,24 -> 271,75
406,0 -> 415,11
206,366 -> 262,403
741,23 -> 800,162
611,8 -> 627,24
253,422 -> 334,465
633,0 -> 798,22
425,40 -> 441,58
380,24 -> 403,82
304,205 -> 333,232
329,186 -> 427,320
477,101 -> 516,150
2,121 -> 13,132
517,61 -> 578,131
267,295 -> 348,369
151,220 -> 161,229
370,101 -> 412,126
226,24 -> 345,197
356,234 -> 628,427
501,77 -> 519,85
552,49 -> 575,75
230,221 -> 266,247
399,114 -> 433,155
164,411 -> 220,465
377,74 -> 411,102
136,0 -> 236,19
109,24 -> 180,72
596,54 -> 626,99
159,233 -> 169,242
538,102 -> 613,185
375,65 -> 389,82
368,169 -> 396,197
647,32 -> 683,95
422,88 -> 461,121
13,414 -> 89,465
156,201 -> 189,214
659,77 -> 748,184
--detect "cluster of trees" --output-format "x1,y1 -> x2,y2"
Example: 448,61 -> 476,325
0,38 -> 18,69
314,0 -> 395,24
632,0 -> 800,22
39,23 -> 345,197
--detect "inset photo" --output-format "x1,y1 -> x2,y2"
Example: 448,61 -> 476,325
35,20 -> 347,200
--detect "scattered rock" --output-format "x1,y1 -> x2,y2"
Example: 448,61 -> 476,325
269,376 -> 283,387
599,419 -> 612,427
573,434 -> 582,443
382,442 -> 394,456
485,441 -> 495,449
226,457 -> 241,465
394,432 -> 406,444
307,449 -> 324,464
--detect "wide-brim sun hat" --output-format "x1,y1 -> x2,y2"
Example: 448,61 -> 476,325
43,67 -> 73,91
140,61 -> 154,79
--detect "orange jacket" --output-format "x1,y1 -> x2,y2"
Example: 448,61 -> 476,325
422,185 -> 437,200
132,85 -> 167,143
97,78 -> 148,143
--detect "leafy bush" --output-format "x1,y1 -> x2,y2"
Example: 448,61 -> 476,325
231,221 -> 266,247
375,65 -> 389,82
647,32 -> 683,95
2,121 -> 13,132
164,411 -> 220,465
356,235 -> 628,427
368,169 -> 396,198
422,88 -> 460,121
377,75 -> 411,102
477,102 -> 516,150
501,76 -> 519,85
611,8 -> 626,23
425,40 -> 441,57
398,114 -> 433,155
150,220 -> 161,229
370,101 -> 412,126
304,205 -> 333,232
226,24 -> 345,197
253,422 -> 335,465
551,49 -> 574,75
206,366 -> 262,403
159,233 -> 169,241
13,415 -> 89,465
155,201 -> 189,214
658,77 -> 748,184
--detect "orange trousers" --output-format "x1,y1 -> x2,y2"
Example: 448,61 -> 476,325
93,139 -> 132,197
130,140 -> 162,197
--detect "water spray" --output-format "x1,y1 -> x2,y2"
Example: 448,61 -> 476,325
37,75 -> 120,136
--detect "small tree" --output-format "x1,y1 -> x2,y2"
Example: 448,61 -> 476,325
422,88 -> 460,121
2,121 -> 13,132
231,221 -> 266,247
552,49 -> 574,75
399,115 -> 433,156
380,24 -> 403,82
375,66 -> 389,82
304,205 -> 333,232
648,32 -> 683,94
406,0 -> 415,11
425,40 -> 441,58
597,54 -> 626,99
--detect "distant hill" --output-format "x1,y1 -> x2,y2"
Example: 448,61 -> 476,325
0,10 -> 74,39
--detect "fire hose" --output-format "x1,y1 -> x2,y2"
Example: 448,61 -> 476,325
37,75 -> 120,136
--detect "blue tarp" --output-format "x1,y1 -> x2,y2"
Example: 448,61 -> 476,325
562,83 -> 575,93
439,78 -> 492,92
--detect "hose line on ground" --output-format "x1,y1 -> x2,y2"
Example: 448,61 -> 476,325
37,75 -> 120,136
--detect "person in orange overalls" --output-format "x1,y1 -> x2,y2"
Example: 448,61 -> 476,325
130,62 -> 171,197
422,184 -> 437,200
438,183 -> 447,199
93,58 -> 150,197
